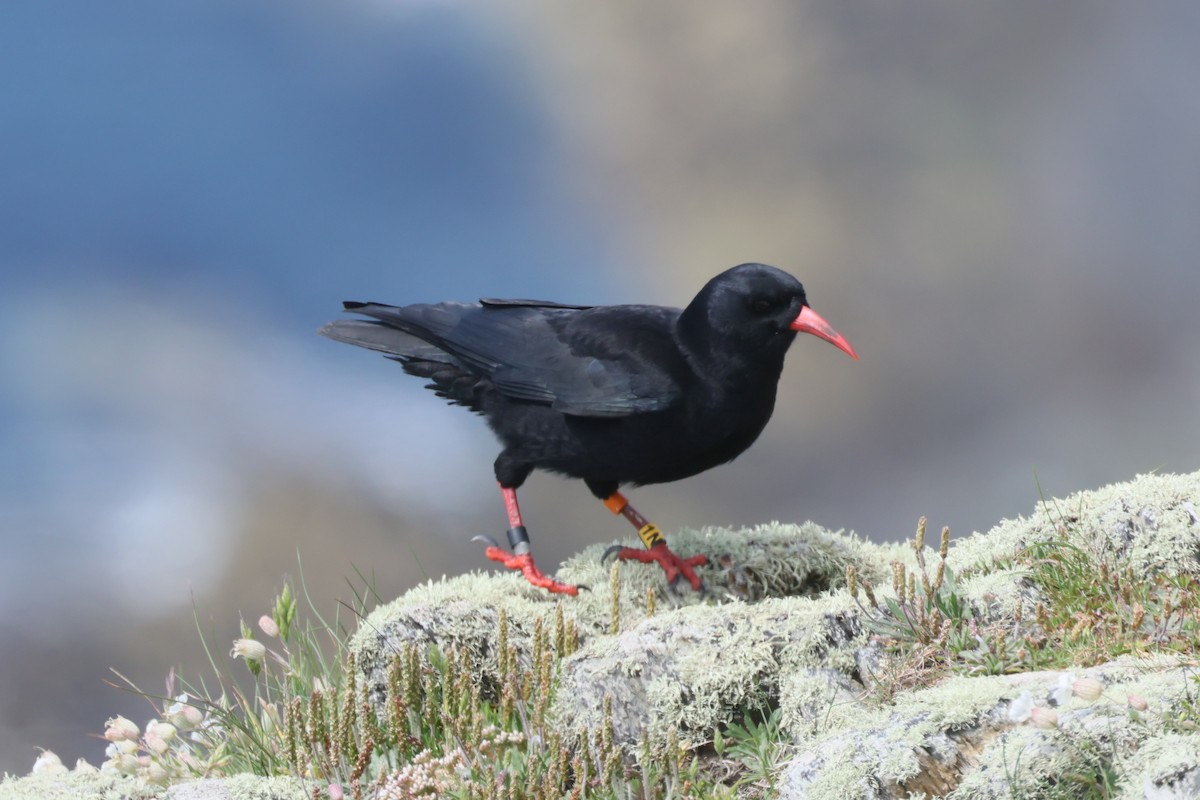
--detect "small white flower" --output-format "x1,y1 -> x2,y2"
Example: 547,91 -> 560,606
230,638 -> 267,663
1007,691 -> 1034,723
33,750 -> 67,775
1050,672 -> 1075,706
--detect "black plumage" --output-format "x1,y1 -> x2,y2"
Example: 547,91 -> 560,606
321,263 -> 857,594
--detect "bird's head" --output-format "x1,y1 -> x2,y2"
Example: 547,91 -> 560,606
680,263 -> 858,364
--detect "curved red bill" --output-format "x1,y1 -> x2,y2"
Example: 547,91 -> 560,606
789,306 -> 859,360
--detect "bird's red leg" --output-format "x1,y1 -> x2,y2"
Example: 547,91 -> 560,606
476,484 -> 579,596
601,492 -> 707,591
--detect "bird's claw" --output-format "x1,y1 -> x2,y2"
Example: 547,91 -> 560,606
474,538 -> 579,596
601,543 -> 708,594
601,544 -> 624,564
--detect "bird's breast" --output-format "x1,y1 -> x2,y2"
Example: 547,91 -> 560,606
609,385 -> 777,483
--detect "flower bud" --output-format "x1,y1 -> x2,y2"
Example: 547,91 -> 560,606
106,739 -> 138,757
258,615 -> 280,638
1029,707 -> 1059,729
33,750 -> 67,775
114,752 -> 140,775
104,715 -> 140,742
1071,678 -> 1104,702
167,695 -> 197,729
1128,694 -> 1148,711
146,720 -> 177,744
187,705 -> 206,725
146,761 -> 171,786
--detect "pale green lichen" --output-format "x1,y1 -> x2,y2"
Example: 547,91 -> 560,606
0,771 -> 309,800
553,591 -> 872,747
350,522 -> 877,702
875,675 -> 1017,782
170,775 -> 310,800
777,666 -> 861,738
941,657 -> 1200,800
0,771 -> 162,800
951,471 -> 1200,577
354,520 -> 877,643
777,652 -> 1200,796
346,521 -> 881,760
955,565 -> 1039,620
784,673 -> 1028,799
1122,732 -> 1200,796
19,473 -> 1200,797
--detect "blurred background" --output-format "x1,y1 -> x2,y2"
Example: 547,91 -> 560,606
2,0 -> 1198,775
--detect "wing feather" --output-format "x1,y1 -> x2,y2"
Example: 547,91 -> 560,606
326,300 -> 684,417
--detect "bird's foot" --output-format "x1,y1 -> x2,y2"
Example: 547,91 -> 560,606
473,535 -> 579,596
602,542 -> 708,593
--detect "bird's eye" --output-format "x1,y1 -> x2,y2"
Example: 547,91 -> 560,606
750,299 -> 772,314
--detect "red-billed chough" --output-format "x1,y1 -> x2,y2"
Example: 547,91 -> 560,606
320,263 -> 857,595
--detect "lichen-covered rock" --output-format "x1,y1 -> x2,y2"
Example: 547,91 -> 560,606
779,655 -> 1200,800
0,770 -> 162,800
952,471 -> 1200,579
1135,734 -> 1200,800
780,672 -> 1016,799
15,471 -> 1200,798
346,470 -> 1200,797
551,593 -> 875,747
350,522 -> 887,718
165,776 -> 310,800
0,771 -> 309,800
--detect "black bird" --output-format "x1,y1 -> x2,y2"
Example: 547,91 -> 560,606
320,263 -> 857,595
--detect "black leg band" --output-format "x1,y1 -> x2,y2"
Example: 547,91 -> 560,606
506,525 -> 531,556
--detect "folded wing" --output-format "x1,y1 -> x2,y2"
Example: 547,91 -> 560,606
320,299 -> 683,417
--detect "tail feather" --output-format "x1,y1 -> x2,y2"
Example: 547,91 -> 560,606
320,318 -> 486,411
319,320 -> 446,361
